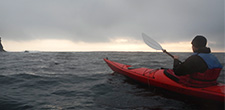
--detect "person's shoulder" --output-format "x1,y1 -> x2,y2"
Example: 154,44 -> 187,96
187,54 -> 200,59
185,54 -> 203,63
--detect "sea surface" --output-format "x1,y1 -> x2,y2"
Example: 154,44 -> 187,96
0,52 -> 224,110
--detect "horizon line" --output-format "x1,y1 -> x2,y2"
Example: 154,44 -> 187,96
2,50 -> 225,53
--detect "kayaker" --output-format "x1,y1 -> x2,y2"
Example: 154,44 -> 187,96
172,35 -> 223,87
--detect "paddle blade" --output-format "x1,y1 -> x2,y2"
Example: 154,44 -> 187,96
142,33 -> 163,50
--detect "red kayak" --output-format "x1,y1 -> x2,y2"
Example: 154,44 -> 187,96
104,58 -> 225,102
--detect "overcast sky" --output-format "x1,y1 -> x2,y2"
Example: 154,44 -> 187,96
0,0 -> 224,51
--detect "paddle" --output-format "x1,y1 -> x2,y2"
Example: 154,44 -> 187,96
142,33 -> 181,62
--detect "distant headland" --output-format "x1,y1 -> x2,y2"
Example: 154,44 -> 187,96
0,37 -> 6,52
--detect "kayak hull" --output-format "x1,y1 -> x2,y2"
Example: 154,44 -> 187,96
104,58 -> 225,102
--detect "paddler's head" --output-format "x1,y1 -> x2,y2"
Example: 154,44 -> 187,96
191,35 -> 207,52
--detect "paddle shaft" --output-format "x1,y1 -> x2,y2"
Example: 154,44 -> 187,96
163,49 -> 182,63
162,49 -> 174,58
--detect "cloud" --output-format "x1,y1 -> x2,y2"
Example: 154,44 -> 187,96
0,0 -> 224,50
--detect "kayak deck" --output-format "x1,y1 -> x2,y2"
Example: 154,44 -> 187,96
104,58 -> 225,102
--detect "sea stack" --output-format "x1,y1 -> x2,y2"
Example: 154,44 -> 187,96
0,37 -> 6,52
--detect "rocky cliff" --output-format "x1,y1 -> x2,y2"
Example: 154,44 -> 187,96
0,37 -> 5,52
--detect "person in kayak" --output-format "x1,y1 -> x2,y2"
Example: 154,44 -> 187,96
172,35 -> 223,87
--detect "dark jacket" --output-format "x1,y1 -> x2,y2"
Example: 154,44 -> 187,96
173,47 -> 211,76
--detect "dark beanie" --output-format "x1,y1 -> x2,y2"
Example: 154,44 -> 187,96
191,35 -> 207,48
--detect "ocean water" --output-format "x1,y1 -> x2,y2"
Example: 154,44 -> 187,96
0,52 -> 224,110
